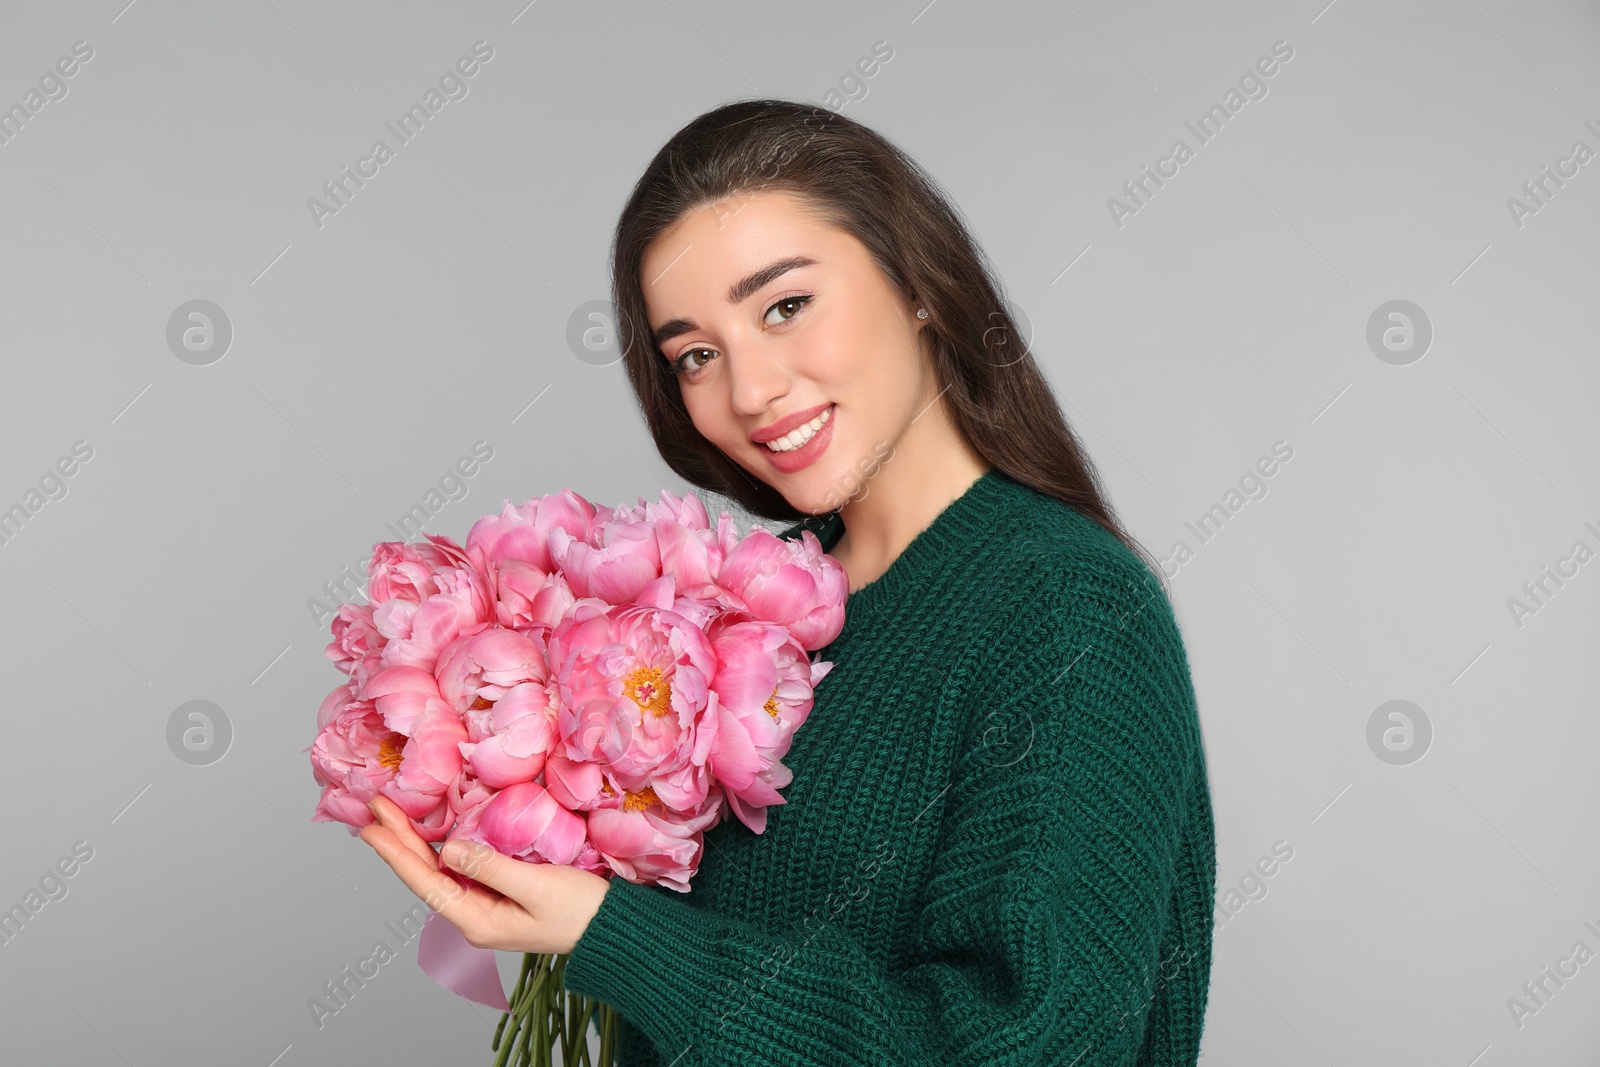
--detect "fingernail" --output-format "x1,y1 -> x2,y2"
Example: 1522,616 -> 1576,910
367,798 -> 380,818
441,841 -> 468,869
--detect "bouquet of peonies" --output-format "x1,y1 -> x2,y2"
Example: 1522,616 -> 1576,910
307,487 -> 846,1066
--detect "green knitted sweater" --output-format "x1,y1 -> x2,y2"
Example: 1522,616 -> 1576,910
562,466 -> 1216,1065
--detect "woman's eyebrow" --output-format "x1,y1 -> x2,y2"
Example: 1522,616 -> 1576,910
652,255 -> 819,347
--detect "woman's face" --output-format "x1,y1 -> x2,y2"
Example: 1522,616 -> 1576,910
640,188 -> 935,514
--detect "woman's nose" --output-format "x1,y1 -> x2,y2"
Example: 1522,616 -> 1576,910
725,343 -> 791,417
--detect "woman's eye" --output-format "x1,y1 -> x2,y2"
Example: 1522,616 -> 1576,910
672,295 -> 812,380
673,348 -> 715,378
764,294 -> 813,326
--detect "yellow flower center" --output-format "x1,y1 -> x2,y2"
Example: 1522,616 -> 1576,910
623,785 -> 662,812
625,665 -> 672,718
377,731 -> 406,771
469,695 -> 494,711
764,688 -> 781,721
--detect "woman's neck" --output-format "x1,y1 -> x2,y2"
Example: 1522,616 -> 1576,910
830,438 -> 989,594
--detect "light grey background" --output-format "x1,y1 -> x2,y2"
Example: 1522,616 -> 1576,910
1,0 -> 1596,1064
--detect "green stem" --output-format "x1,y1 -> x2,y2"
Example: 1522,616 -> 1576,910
552,955 -> 572,1067
493,983 -> 522,1065
592,1004 -> 608,1062
572,996 -> 597,1066
515,955 -> 554,1067
494,953 -> 538,1064
533,960 -> 549,1067
489,951 -> 622,1067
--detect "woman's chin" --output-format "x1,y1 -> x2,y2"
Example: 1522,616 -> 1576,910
781,460 -> 874,516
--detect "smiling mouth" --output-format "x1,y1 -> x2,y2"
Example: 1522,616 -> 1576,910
761,403 -> 838,447
762,405 -> 833,453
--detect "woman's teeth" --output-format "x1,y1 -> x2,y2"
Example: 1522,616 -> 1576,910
765,406 -> 832,452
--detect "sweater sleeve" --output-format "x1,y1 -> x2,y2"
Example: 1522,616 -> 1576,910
560,559 -> 1208,1066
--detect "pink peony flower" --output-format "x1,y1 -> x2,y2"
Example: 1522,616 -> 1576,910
486,558 -> 578,635
604,486 -> 710,531
364,664 -> 448,735
550,520 -> 661,605
458,780 -> 588,865
372,563 -> 493,676
544,581 -> 719,816
436,627 -> 560,789
350,666 -> 470,838
466,490 -> 597,574
446,764 -> 495,821
368,534 -> 470,604
587,490 -> 739,611
705,618 -> 833,833
387,715 -> 470,840
325,602 -> 383,680
309,679 -> 463,841
584,787 -> 725,892
466,492 -> 594,633
309,682 -> 389,832
435,627 -> 551,713
716,526 -> 848,650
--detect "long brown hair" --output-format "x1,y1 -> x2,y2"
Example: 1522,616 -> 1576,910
609,98 -> 1165,586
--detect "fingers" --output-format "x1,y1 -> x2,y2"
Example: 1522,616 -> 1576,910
439,842 -> 608,955
364,795 -> 440,868
360,820 -> 495,928
440,840 -> 557,908
361,817 -> 608,953
359,802 -> 528,948
437,841 -> 533,944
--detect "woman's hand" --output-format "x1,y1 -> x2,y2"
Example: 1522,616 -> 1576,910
358,794 -> 611,955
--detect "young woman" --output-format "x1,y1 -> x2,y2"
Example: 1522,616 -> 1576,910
361,99 -> 1216,1065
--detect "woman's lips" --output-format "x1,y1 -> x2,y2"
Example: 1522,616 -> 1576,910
760,403 -> 835,474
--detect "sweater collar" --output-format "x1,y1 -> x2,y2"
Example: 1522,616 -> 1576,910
804,466 -> 1013,641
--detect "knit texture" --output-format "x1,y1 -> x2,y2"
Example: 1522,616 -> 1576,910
561,466 -> 1216,1065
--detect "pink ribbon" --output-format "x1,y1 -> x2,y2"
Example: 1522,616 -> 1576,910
417,910 -> 510,1011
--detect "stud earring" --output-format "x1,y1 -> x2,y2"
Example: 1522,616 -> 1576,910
916,307 -> 929,320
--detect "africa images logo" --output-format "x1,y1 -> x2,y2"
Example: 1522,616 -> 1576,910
306,41 -> 495,229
